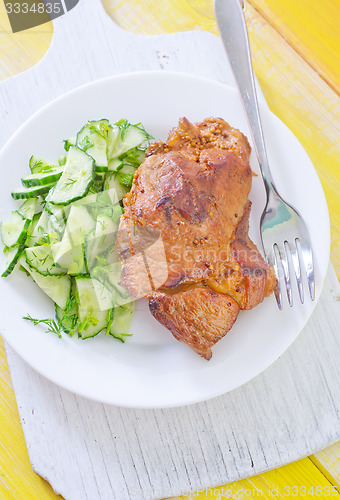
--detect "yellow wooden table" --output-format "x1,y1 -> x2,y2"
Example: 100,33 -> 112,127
0,0 -> 339,498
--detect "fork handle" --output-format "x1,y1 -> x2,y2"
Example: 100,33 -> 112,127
214,0 -> 276,193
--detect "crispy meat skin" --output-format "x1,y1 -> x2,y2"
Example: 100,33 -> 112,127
116,117 -> 276,359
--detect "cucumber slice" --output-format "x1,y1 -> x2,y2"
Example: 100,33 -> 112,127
21,259 -> 71,309
85,206 -> 122,272
108,149 -> 144,178
111,120 -> 152,159
75,276 -> 109,339
95,172 -> 106,181
107,158 -> 123,172
25,211 -> 49,247
73,189 -> 114,218
32,273 -> 71,309
122,148 -> 145,166
92,278 -> 115,311
84,229 -> 96,273
107,126 -> 120,160
63,136 -> 77,152
55,292 -> 78,335
71,191 -> 98,208
109,204 -> 124,224
107,302 -> 134,341
46,201 -> 71,221
1,211 -> 31,248
1,244 -> 25,277
11,183 -> 56,200
86,119 -> 110,137
104,173 -> 129,202
116,164 -> 137,188
25,213 -> 41,246
105,261 -> 131,306
25,209 -> 60,247
49,213 -> 65,240
95,213 -> 120,239
45,203 -> 66,237
76,120 -> 109,168
46,146 -> 95,205
95,190 -> 116,212
53,205 -> 95,274
119,164 -> 137,176
88,177 -> 104,195
17,198 -> 39,220
89,261 -> 131,307
95,165 -> 109,173
25,245 -> 66,276
29,156 -> 57,174
58,155 -> 67,166
95,214 -> 119,258
21,166 -> 64,187
106,244 -> 119,266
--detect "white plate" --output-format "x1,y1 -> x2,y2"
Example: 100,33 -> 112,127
0,72 -> 330,408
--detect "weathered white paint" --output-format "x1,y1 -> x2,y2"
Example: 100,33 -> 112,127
1,1 -> 340,499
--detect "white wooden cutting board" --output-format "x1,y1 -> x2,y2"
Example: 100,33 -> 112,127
1,1 -> 340,499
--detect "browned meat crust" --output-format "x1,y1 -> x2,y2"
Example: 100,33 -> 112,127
149,288 -> 239,360
146,116 -> 251,162
207,201 -> 277,310
116,117 -> 276,358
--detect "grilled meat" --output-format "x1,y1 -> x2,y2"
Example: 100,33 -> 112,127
116,117 -> 276,359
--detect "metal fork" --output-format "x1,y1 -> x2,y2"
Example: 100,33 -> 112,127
214,0 -> 315,308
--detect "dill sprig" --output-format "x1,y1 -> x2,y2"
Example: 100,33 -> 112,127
23,313 -> 63,338
88,121 -> 110,139
61,295 -> 78,331
78,135 -> 94,152
65,178 -> 77,187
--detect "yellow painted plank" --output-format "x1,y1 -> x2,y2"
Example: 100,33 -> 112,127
176,458 -> 339,499
249,0 -> 340,95
101,0 -> 216,36
0,337 -> 61,499
243,2 -> 340,279
312,442 -> 340,488
0,1 -> 52,81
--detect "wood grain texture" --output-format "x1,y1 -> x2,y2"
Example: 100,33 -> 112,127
312,442 -> 340,488
0,338 -> 61,500
6,264 -> 340,500
248,0 -> 340,95
176,458 -> 338,499
105,0 -> 340,95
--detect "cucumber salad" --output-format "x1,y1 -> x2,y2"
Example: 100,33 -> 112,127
0,118 -> 153,341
